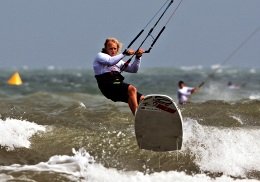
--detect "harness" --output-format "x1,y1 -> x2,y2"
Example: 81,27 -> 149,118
95,71 -> 125,85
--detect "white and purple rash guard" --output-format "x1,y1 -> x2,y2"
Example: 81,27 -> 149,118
93,52 -> 141,75
177,86 -> 194,104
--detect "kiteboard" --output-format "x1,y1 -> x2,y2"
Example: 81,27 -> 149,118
135,94 -> 183,152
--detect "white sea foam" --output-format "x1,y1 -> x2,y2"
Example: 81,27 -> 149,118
230,115 -> 244,124
0,118 -> 46,150
182,118 -> 260,177
200,82 -> 238,101
0,148 -> 258,182
249,68 -> 256,74
1,118 -> 259,181
79,101 -> 86,108
249,94 -> 260,100
180,65 -> 203,71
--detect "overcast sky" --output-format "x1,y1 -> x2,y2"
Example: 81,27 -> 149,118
0,0 -> 259,69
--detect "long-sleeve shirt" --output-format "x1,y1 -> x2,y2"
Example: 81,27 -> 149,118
177,86 -> 194,104
93,52 -> 141,75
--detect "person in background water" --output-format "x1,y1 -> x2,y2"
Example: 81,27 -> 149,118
93,37 -> 144,115
227,81 -> 240,89
177,80 -> 197,105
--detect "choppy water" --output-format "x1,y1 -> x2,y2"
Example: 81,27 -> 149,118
0,67 -> 260,181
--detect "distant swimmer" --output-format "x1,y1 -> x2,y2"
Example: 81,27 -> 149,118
227,81 -> 240,89
177,80 -> 197,105
93,37 -> 144,115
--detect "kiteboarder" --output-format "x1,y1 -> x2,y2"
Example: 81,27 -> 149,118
177,80 -> 197,104
93,37 -> 144,115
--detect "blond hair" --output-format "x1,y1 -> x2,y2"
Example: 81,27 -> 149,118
102,37 -> 123,54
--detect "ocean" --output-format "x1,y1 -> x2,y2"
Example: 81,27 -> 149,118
0,66 -> 259,182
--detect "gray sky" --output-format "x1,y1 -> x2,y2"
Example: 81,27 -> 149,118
0,0 -> 260,69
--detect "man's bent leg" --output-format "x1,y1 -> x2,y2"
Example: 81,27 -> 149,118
128,85 -> 138,115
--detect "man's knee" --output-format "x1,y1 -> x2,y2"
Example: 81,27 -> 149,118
128,85 -> 137,95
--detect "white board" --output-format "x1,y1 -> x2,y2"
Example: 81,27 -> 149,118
135,94 -> 183,152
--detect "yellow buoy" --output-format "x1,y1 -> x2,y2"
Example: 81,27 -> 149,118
7,72 -> 23,86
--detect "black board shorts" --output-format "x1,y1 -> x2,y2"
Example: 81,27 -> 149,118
95,72 -> 142,104
98,82 -> 142,104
